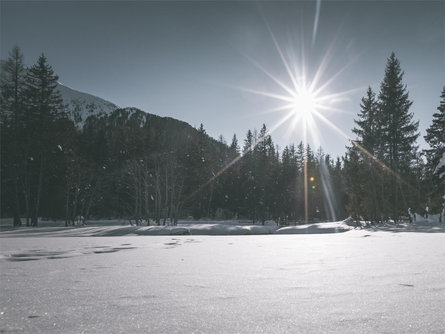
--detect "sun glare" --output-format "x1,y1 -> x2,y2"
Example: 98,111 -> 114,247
292,87 -> 317,119
238,24 -> 363,148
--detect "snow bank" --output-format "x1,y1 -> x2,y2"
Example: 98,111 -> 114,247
0,220 -> 359,237
275,221 -> 353,234
142,224 -> 267,236
0,224 -> 277,237
4,216 -> 445,237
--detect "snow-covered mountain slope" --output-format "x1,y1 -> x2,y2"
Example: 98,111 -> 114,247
57,83 -> 119,126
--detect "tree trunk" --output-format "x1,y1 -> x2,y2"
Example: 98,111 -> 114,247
12,176 -> 22,226
20,158 -> 31,227
65,175 -> 71,226
31,154 -> 45,227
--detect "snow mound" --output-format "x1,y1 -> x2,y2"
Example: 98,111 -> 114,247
0,221 -> 359,237
0,224 -> 277,237
275,221 -> 353,234
131,224 -> 276,236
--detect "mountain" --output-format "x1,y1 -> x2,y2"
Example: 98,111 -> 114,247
57,83 -> 119,126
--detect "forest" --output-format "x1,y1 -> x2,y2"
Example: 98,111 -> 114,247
1,47 -> 444,226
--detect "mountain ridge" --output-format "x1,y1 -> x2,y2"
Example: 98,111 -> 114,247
57,83 -> 120,126
58,83 -> 197,131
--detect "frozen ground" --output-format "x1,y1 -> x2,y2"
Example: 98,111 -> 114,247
1,226 -> 445,333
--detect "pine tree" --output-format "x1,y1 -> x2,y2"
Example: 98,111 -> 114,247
254,125 -> 268,222
332,157 -> 347,220
0,46 -> 26,125
350,87 -> 383,221
353,87 -> 380,155
25,54 -> 65,125
222,134 -> 240,217
294,142 -> 305,219
279,145 -> 298,220
240,129 -> 256,221
424,87 -> 445,211
0,46 -> 26,225
342,147 -> 365,220
378,52 -> 419,221
230,134 -> 239,154
24,54 -> 66,226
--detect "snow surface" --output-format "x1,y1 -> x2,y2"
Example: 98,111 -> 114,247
0,220 -> 354,237
275,221 -> 352,234
1,225 -> 445,333
57,83 -> 119,126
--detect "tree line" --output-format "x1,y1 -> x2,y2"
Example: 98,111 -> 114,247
1,47 -> 443,226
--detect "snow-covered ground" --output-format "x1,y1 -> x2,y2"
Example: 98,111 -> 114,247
1,223 -> 445,333
0,219 -> 355,237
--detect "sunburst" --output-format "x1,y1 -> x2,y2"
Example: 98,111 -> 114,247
183,7 -> 406,220
237,24 -> 363,223
241,27 -> 359,150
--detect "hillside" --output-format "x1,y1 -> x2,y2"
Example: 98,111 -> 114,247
57,83 -> 119,126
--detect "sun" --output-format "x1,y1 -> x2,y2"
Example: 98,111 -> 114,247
292,87 -> 317,120
239,36 -> 361,147
234,18 -> 367,151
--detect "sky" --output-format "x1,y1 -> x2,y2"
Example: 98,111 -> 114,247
1,0 -> 444,158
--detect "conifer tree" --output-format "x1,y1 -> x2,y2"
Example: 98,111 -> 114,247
0,46 -> 26,225
279,145 -> 297,219
230,134 -> 239,154
378,53 -> 419,221
223,134 -> 240,217
353,87 -> 380,155
342,147 -> 365,220
350,87 -> 383,221
424,87 -> 445,211
24,54 -> 66,226
0,46 -> 26,125
240,129 -> 256,221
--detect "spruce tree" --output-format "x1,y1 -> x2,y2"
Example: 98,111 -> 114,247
350,87 -> 383,221
224,134 -> 240,217
279,145 -> 298,220
241,129 -> 256,221
342,147 -> 365,220
378,52 -> 419,221
353,87 -> 380,155
230,134 -> 239,154
24,54 -> 66,226
424,87 -> 445,211
0,46 -> 26,125
0,46 -> 26,225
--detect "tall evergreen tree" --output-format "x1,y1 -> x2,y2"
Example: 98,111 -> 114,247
0,46 -> 26,225
424,87 -> 445,211
353,87 -> 380,155
24,54 -> 66,226
349,87 -> 383,221
342,147 -> 365,220
378,52 -> 419,220
0,46 -> 26,125
240,129 -> 256,220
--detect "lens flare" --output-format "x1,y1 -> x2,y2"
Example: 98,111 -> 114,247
182,5 -> 412,223
292,88 -> 317,119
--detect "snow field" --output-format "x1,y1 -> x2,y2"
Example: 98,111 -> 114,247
1,229 -> 445,333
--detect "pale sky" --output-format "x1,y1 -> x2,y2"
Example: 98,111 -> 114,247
1,1 -> 444,158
